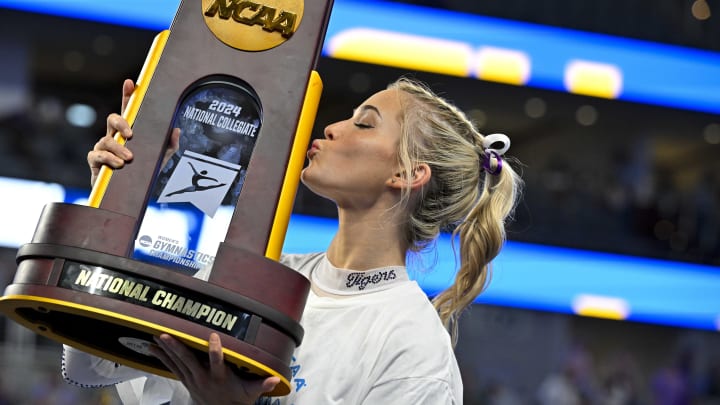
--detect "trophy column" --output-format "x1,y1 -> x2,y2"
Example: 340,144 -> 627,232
0,0 -> 334,397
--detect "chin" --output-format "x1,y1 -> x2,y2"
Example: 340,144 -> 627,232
300,168 -> 318,191
300,170 -> 333,201
300,166 -> 311,184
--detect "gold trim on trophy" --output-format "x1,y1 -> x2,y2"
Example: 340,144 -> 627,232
265,70 -> 321,260
0,295 -> 292,395
88,30 -> 171,207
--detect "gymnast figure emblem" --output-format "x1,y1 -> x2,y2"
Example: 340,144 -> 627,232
164,162 -> 226,197
157,150 -> 241,218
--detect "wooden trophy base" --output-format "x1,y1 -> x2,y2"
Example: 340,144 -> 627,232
0,203 -> 309,397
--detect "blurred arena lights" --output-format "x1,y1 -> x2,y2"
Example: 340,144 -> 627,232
65,103 -> 97,128
1,177 -> 719,333
0,0 -> 719,113
692,0 -> 712,20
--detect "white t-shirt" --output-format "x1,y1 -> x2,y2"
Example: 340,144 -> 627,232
62,252 -> 463,404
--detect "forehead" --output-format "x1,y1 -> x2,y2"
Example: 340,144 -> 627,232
360,88 -> 403,115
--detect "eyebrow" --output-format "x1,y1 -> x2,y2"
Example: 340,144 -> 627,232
354,104 -> 382,119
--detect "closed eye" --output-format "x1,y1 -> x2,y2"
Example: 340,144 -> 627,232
354,122 -> 374,129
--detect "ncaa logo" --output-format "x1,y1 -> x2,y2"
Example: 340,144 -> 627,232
202,0 -> 304,51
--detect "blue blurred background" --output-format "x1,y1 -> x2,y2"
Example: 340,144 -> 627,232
0,0 -> 718,403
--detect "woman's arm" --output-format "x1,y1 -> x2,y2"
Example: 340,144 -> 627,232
62,345 -> 147,387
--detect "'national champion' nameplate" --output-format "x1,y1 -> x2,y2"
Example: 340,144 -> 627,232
59,261 -> 253,338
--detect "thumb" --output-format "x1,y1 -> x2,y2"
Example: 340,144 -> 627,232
245,376 -> 281,398
261,376 -> 281,394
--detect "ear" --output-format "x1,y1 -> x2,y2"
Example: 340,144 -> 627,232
386,163 -> 431,191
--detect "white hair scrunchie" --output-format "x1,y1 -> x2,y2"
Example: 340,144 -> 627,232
482,133 -> 511,156
481,133 -> 511,175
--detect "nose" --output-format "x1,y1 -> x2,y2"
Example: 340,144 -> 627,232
323,121 -> 341,140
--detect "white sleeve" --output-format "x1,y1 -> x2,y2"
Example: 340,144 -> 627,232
361,378 -> 460,405
62,345 -> 148,387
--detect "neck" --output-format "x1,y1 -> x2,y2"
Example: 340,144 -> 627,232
326,206 -> 407,270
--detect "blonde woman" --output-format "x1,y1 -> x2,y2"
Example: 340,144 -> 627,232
68,77 -> 523,404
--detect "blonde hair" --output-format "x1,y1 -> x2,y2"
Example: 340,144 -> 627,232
389,77 -> 523,346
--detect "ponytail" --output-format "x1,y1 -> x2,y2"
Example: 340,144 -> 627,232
389,77 -> 523,346
433,157 -> 520,346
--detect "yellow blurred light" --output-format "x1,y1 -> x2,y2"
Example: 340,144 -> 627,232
572,294 -> 630,320
564,60 -> 623,99
474,46 -> 531,85
326,28 -> 474,77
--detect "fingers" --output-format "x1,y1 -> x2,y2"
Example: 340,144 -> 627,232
89,128 -> 133,168
149,336 -> 178,376
241,376 -> 281,400
205,333 -> 279,396
90,113 -> 133,167
87,148 -> 126,174
207,333 -> 226,380
168,128 -> 181,154
121,79 -> 135,115
161,128 -> 181,167
150,332 -> 280,404
87,136 -> 133,187
153,334 -> 198,383
106,113 -> 133,141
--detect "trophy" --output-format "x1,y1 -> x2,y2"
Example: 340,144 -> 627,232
0,0 -> 334,396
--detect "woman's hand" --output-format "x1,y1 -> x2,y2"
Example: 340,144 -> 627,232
87,79 -> 180,187
87,79 -> 135,187
152,332 -> 280,405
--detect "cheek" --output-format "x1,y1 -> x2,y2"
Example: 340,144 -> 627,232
352,140 -> 398,164
367,146 -> 400,173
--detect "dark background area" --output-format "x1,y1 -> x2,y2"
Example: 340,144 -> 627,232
0,1 -> 718,404
389,0 -> 720,52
